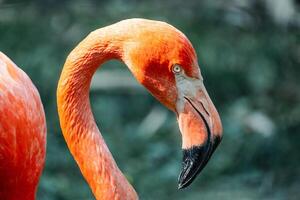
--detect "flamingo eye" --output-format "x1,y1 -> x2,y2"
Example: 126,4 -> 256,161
172,64 -> 182,74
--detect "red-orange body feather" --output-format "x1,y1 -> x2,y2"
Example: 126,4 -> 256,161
0,52 -> 46,200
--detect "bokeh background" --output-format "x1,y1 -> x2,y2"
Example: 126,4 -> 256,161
1,0 -> 300,199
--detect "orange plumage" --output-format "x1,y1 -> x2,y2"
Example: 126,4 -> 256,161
57,18 -> 222,199
0,52 -> 46,200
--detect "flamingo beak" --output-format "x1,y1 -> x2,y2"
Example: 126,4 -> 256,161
175,80 -> 222,189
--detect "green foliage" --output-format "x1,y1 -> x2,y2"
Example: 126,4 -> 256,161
0,0 -> 299,199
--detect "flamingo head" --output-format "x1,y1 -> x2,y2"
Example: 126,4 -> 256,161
122,19 -> 223,189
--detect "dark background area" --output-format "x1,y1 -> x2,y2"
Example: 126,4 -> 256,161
0,0 -> 299,199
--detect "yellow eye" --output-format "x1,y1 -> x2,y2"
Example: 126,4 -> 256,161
172,64 -> 182,74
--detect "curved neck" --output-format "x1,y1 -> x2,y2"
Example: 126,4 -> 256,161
57,28 -> 138,200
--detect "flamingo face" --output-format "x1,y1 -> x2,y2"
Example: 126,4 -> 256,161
122,21 -> 223,189
142,63 -> 222,189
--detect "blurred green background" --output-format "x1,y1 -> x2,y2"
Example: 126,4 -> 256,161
1,0 -> 299,199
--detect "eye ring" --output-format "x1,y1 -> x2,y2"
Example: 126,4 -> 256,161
172,64 -> 182,74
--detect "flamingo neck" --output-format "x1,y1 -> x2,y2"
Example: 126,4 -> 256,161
57,28 -> 138,200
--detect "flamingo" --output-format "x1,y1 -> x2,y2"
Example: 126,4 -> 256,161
0,52 -> 46,200
57,18 -> 223,200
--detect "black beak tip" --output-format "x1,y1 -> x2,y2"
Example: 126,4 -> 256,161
177,145 -> 209,189
178,172 -> 191,189
178,183 -> 184,190
177,137 -> 222,190
178,178 -> 191,189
